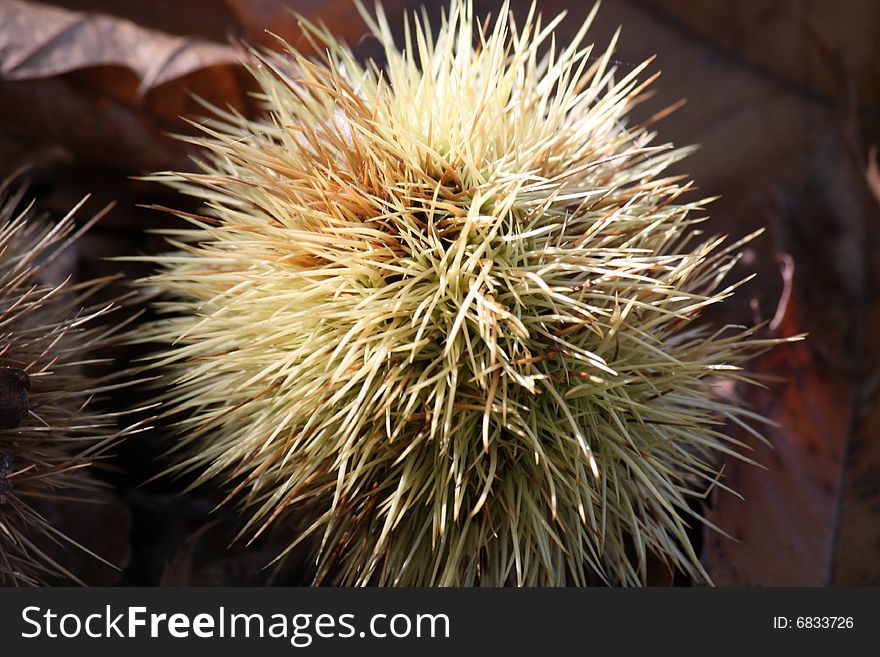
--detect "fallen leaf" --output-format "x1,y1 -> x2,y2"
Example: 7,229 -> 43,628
637,0 -> 880,109
0,0 -> 256,174
0,0 -> 415,176
43,0 -> 414,48
704,118 -> 880,585
0,0 -> 237,92
703,291 -> 850,585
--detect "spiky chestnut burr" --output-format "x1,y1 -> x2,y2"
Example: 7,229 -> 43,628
136,0 -> 788,585
0,180 -> 140,585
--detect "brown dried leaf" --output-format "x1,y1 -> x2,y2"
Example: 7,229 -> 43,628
637,0 -> 880,108
42,0 -> 413,48
0,0 -> 239,93
0,0 -> 415,175
0,0 -> 258,174
704,293 -> 850,585
703,117 -> 880,584
32,0 -> 252,42
833,402 -> 880,585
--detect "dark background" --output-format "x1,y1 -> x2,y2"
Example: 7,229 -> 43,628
0,0 -> 878,586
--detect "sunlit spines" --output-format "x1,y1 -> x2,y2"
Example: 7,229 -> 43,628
135,0 -> 790,585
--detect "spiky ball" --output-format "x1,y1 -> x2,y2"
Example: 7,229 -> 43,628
139,0 -> 777,585
0,182 -> 134,585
